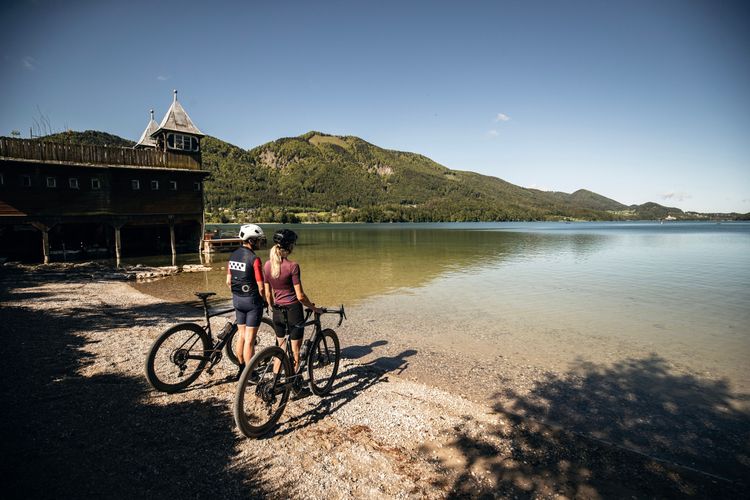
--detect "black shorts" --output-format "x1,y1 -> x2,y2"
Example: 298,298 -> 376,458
272,302 -> 304,341
233,294 -> 263,328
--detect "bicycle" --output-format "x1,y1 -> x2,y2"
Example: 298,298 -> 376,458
233,305 -> 346,437
145,291 -> 275,393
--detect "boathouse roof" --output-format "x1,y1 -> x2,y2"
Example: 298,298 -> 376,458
152,90 -> 204,138
134,110 -> 159,149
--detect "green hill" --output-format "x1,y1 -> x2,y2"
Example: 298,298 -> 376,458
202,131 -> 633,222
41,130 -> 136,148
25,130 -> 703,222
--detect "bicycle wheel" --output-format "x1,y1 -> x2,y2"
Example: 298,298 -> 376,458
224,317 -> 276,367
308,328 -> 340,396
234,346 -> 291,437
145,323 -> 211,393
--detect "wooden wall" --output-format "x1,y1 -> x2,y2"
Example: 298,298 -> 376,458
0,160 -> 207,219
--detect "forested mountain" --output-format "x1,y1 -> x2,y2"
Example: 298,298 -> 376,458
19,130 -> 703,222
200,131 -> 673,222
42,130 -> 136,148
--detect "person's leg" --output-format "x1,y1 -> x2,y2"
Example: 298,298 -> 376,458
233,297 -> 248,365
291,339 -> 302,372
243,303 -> 262,363
272,308 -> 286,374
288,303 -> 305,373
236,324 -> 246,365
243,326 -> 258,363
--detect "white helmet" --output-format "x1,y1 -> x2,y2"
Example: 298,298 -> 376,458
238,223 -> 265,242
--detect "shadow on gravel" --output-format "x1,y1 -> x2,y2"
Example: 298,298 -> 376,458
0,274 -> 275,499
275,345 -> 418,436
434,354 -> 749,498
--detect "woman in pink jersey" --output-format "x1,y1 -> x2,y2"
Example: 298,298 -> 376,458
263,229 -> 320,375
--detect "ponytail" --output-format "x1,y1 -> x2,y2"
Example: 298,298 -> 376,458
270,244 -> 284,279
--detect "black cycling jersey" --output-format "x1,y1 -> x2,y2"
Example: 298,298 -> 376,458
228,247 -> 260,298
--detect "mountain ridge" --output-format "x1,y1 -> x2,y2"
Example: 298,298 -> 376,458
24,130 -> 736,222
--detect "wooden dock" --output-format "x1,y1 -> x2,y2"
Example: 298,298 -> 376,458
202,237 -> 241,253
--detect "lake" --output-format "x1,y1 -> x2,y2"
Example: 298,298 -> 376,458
131,221 -> 750,393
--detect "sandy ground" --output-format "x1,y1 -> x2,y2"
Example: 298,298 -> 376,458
1,263 -> 747,499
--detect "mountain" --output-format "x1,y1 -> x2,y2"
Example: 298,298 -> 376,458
201,131 -> 631,222
41,130 -> 136,148
19,130 -> 709,222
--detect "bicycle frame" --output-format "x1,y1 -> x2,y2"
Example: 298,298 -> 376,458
264,306 -> 345,391
181,296 -> 235,366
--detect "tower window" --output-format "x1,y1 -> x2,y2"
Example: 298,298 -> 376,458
47,177 -> 57,188
69,178 -> 79,189
91,178 -> 101,190
193,182 -> 201,192
169,180 -> 178,190
131,180 -> 140,190
21,175 -> 31,187
0,173 -> 4,185
151,180 -> 159,190
166,133 -> 199,152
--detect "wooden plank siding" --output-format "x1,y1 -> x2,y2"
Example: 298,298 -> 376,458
0,137 -> 201,170
0,160 -> 208,220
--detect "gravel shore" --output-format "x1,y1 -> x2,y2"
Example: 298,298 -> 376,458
1,263 -> 746,499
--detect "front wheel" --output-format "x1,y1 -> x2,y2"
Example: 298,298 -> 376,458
234,346 -> 291,438
308,329 -> 340,396
145,323 -> 210,393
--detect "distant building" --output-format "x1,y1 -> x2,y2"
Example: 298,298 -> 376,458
0,90 -> 210,264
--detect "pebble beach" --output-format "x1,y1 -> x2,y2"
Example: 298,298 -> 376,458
1,263 -> 747,499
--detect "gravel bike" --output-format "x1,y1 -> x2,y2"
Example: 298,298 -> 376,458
145,291 -> 275,393
233,305 -> 345,437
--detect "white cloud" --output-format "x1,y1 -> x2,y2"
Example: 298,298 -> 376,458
157,75 -> 170,81
495,113 -> 510,122
22,56 -> 36,70
527,183 -> 552,192
486,129 -> 499,137
661,191 -> 691,202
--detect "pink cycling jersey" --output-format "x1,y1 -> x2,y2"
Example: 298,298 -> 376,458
263,259 -> 301,306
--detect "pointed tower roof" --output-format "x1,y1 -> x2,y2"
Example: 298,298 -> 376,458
134,110 -> 159,148
152,90 -> 204,137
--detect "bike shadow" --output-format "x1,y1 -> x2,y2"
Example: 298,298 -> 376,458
267,344 -> 418,437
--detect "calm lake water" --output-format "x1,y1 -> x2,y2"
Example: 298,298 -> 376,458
131,222 -> 750,391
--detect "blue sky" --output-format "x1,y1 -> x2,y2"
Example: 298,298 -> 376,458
2,0 -> 748,213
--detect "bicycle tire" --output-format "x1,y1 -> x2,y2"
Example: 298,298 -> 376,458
234,346 -> 291,437
224,317 -> 276,367
308,328 -> 340,396
145,322 -> 211,393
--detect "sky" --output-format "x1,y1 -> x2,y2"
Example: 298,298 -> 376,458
1,0 -> 748,213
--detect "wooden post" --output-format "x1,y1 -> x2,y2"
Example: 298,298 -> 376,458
114,225 -> 122,268
169,221 -> 176,257
30,222 -> 50,264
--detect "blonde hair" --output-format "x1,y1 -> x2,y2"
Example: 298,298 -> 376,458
269,244 -> 290,279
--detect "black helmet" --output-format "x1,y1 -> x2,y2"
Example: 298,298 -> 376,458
273,228 -> 298,250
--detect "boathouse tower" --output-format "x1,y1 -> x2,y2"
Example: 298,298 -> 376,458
150,90 -> 204,161
0,91 -> 210,265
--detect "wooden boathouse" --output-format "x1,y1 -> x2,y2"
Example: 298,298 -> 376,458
0,91 -> 210,265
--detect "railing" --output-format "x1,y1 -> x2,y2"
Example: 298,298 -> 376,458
0,137 -> 201,170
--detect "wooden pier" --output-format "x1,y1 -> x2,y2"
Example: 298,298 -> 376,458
202,237 -> 241,253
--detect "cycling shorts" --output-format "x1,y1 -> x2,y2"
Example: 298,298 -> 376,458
272,301 -> 304,341
233,294 -> 263,328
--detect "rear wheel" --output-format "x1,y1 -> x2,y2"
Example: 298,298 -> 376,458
234,346 -> 291,437
308,329 -> 340,396
225,317 -> 277,366
145,323 -> 210,393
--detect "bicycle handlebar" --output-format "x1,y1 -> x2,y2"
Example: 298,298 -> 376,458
317,305 -> 347,327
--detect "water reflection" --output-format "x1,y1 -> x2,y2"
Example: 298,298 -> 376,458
131,225 -> 607,305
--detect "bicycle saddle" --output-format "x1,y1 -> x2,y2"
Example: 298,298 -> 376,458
194,291 -> 217,299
